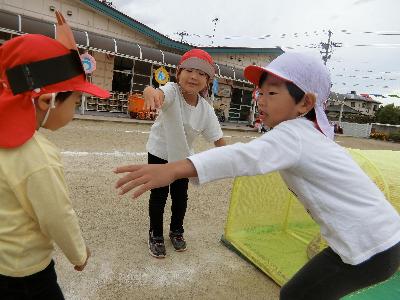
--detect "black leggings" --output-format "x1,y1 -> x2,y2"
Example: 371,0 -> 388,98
280,241 -> 400,300
148,153 -> 189,237
0,260 -> 64,300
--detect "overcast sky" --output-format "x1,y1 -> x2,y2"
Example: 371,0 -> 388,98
112,0 -> 399,105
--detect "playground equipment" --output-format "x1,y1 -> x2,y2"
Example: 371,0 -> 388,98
222,149 -> 400,298
128,94 -> 157,120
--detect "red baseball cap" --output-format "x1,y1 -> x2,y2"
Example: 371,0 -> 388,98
178,49 -> 215,78
0,34 -> 110,148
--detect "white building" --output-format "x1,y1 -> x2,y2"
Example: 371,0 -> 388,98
0,0 -> 283,122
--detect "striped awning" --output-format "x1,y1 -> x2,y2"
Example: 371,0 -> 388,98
0,9 -> 248,82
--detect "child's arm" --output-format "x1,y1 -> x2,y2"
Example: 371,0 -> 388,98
25,166 -> 90,271
202,104 -> 226,147
115,123 -> 301,198
143,86 -> 164,110
115,159 -> 197,198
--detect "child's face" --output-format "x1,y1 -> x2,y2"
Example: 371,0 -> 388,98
42,91 -> 82,130
257,75 -> 303,128
177,68 -> 208,95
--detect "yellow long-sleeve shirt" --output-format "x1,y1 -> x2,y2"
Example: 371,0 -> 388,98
0,131 -> 87,277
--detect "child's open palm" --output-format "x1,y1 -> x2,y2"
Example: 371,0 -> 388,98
114,164 -> 176,199
114,160 -> 197,199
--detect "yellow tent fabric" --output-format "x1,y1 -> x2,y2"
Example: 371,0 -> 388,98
222,149 -> 400,287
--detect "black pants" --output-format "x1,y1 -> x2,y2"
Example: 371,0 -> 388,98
280,241 -> 400,300
148,153 -> 189,237
0,260 -> 64,300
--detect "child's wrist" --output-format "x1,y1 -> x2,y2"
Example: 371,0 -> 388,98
171,159 -> 197,180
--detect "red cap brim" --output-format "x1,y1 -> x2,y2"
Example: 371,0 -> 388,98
71,81 -> 110,98
244,65 -> 268,86
244,65 -> 292,86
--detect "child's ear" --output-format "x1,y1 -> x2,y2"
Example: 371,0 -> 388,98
36,93 -> 53,111
300,93 -> 316,114
176,68 -> 181,83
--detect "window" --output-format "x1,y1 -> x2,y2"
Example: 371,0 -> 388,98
134,60 -> 152,75
0,31 -> 12,46
362,103 -> 366,108
231,88 -> 243,105
242,90 -> 252,105
351,102 -> 355,107
131,60 -> 152,93
112,56 -> 133,93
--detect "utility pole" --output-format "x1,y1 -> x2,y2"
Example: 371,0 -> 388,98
100,0 -> 114,7
320,31 -> 343,128
211,17 -> 219,46
320,30 -> 342,65
175,31 -> 189,43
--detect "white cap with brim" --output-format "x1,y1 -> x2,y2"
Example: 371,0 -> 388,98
244,52 -> 334,140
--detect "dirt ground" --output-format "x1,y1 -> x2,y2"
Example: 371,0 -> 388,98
41,120 -> 400,300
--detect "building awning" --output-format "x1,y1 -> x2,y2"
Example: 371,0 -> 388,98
140,45 -> 163,64
21,15 -> 55,37
0,10 -> 20,32
117,39 -> 141,59
216,64 -> 235,79
0,9 -> 249,83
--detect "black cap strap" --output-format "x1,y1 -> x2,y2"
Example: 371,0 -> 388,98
6,50 -> 84,95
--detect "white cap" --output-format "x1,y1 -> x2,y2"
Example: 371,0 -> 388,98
244,52 -> 334,140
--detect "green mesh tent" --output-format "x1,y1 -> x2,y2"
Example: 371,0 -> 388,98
222,149 -> 400,298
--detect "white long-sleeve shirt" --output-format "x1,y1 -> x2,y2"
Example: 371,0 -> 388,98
189,117 -> 400,265
146,82 -> 223,162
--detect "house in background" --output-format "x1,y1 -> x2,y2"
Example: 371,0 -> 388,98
327,91 -> 382,122
0,0 -> 283,122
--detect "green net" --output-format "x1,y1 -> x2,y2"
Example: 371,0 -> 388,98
223,149 -> 400,291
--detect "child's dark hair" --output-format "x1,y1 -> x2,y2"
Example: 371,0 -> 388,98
259,73 -> 316,121
56,91 -> 73,102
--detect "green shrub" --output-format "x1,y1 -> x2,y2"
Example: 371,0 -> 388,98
370,132 -> 388,141
388,131 -> 400,142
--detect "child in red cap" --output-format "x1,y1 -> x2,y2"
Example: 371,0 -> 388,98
0,12 -> 109,299
141,49 -> 226,258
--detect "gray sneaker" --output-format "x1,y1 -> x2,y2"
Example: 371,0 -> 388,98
169,230 -> 187,252
148,231 -> 166,258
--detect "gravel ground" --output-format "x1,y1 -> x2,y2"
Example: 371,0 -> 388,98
41,120 -> 400,300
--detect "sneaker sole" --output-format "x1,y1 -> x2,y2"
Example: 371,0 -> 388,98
174,247 -> 187,252
169,239 -> 187,252
148,240 -> 166,259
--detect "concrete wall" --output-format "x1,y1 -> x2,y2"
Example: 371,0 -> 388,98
372,123 -> 400,135
91,52 -> 114,92
0,0 -> 158,46
340,122 -> 372,138
211,53 -> 274,69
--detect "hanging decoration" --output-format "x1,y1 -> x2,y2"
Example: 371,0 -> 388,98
154,66 -> 170,85
212,78 -> 219,95
80,53 -> 96,74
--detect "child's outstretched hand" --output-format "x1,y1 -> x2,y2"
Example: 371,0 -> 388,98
143,86 -> 164,110
114,160 -> 197,199
74,247 -> 90,271
114,164 -> 176,198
